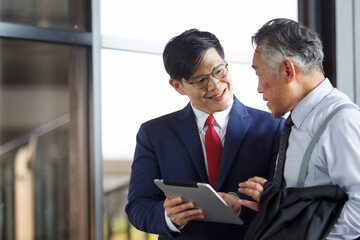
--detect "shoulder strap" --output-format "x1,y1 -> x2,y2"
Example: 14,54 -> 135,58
296,103 -> 359,187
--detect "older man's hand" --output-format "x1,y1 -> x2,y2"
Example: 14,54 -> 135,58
237,176 -> 267,211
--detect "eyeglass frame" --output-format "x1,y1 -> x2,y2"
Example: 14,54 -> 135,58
182,63 -> 229,90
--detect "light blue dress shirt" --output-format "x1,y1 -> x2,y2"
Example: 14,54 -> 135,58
284,79 -> 360,239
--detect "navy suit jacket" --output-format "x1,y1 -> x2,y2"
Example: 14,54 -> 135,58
125,96 -> 284,240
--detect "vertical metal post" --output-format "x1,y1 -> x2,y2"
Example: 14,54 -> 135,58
91,0 -> 103,239
336,0 -> 355,101
354,0 -> 360,104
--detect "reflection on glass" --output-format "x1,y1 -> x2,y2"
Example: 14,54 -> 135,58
0,0 -> 88,31
0,39 -> 71,240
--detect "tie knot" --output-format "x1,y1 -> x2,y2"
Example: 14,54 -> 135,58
206,115 -> 215,126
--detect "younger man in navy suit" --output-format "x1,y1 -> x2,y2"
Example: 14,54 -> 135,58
126,29 -> 284,240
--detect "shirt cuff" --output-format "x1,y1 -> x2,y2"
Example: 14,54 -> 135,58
164,210 -> 184,232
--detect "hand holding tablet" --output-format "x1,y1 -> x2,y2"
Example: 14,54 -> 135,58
154,179 -> 244,225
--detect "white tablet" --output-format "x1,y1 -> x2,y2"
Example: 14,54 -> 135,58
154,179 -> 244,225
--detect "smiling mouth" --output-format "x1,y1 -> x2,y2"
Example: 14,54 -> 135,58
208,89 -> 226,100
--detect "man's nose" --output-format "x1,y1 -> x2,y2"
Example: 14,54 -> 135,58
206,75 -> 221,90
257,82 -> 263,93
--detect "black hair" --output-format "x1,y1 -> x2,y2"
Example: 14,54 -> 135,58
163,29 -> 224,81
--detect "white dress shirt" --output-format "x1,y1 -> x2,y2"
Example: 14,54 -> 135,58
284,79 -> 360,239
191,100 -> 232,174
165,98 -> 233,232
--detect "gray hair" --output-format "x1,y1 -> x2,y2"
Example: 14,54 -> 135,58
252,18 -> 324,75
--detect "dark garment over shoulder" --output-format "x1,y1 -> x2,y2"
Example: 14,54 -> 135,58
245,181 -> 348,240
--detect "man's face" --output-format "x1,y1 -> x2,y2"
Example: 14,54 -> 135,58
252,45 -> 290,118
171,47 -> 233,114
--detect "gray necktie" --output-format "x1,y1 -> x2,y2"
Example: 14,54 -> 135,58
273,115 -> 294,188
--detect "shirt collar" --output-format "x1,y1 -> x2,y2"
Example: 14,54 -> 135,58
191,97 -> 233,132
291,78 -> 334,128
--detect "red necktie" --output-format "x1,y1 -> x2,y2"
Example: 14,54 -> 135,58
205,115 -> 223,189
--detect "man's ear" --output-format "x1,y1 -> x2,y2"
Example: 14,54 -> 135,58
169,79 -> 186,95
282,59 -> 297,83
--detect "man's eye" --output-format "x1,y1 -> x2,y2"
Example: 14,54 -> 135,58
195,77 -> 207,83
215,68 -> 223,74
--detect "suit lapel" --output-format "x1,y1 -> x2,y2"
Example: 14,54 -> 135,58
216,97 -> 250,190
176,103 -> 208,183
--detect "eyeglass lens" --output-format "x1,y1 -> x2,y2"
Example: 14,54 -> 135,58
192,64 -> 228,89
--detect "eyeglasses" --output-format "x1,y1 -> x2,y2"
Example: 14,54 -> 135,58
184,63 -> 228,89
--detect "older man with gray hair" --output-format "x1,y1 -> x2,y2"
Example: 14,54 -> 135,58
238,18 -> 360,239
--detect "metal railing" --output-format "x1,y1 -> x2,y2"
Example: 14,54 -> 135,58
103,182 -> 158,240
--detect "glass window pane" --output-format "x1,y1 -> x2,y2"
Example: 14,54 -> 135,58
101,50 -> 189,161
0,38 -> 87,239
0,39 -> 69,145
102,0 -> 298,60
0,0 -> 88,31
